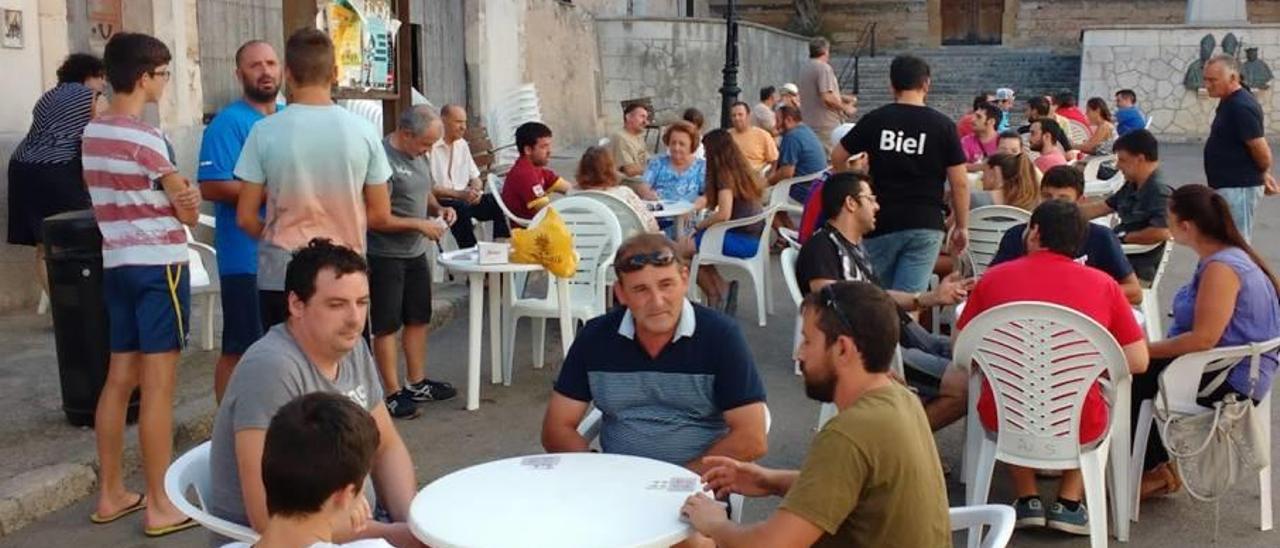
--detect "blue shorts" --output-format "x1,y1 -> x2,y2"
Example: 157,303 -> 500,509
695,230 -> 760,258
104,264 -> 191,353
219,274 -> 264,355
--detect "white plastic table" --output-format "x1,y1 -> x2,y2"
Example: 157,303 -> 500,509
647,200 -> 694,219
409,453 -> 700,548
437,248 -> 573,410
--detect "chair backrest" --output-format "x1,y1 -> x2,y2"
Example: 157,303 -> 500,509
954,302 -> 1130,467
950,504 -> 1015,548
574,190 -> 647,239
487,173 -> 531,227
1148,241 -> 1174,290
1144,114 -> 1153,130
164,441 -> 259,542
1158,336 -> 1280,414
767,171 -> 824,208
780,247 -> 803,307
1065,119 -> 1091,146
184,227 -> 214,290
967,205 -> 1031,277
533,196 -> 624,310
777,227 -> 801,250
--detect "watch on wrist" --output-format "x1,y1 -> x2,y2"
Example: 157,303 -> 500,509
912,292 -> 924,311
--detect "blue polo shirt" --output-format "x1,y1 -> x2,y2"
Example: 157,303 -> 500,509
553,300 -> 766,466
779,124 -> 828,178
198,100 -> 279,275
990,223 -> 1134,283
1115,106 -> 1147,136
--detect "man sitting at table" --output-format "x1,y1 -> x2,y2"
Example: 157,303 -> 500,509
500,121 -> 570,223
1079,129 -> 1171,284
221,392 -> 389,548
541,233 -> 768,476
208,238 -> 422,547
991,165 -> 1143,305
952,200 -> 1147,535
681,281 -> 950,547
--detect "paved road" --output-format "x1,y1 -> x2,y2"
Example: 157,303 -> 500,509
1,144 -> 1278,547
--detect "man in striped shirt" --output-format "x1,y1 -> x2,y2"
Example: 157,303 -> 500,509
83,32 -> 202,538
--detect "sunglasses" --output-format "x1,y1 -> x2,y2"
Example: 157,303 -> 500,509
819,284 -> 855,335
616,250 -> 676,273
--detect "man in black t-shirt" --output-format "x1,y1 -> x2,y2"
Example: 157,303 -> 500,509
1203,54 -> 1275,242
830,55 -> 969,294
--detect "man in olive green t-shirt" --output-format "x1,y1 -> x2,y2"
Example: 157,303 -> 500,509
610,103 -> 652,194
682,281 -> 950,548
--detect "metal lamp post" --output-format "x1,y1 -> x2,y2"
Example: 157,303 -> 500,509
718,0 -> 740,128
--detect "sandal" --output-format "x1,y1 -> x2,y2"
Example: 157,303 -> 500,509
89,493 -> 146,524
144,516 -> 200,537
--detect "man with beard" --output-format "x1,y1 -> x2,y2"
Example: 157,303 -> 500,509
681,281 -> 950,547
198,39 -> 282,401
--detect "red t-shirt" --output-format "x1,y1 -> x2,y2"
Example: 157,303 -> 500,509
956,251 -> 1144,444
1055,106 -> 1093,137
501,155 -> 561,221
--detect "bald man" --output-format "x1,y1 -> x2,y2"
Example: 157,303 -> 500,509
430,104 -> 511,247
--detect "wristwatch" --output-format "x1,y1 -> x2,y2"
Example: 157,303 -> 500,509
912,292 -> 925,311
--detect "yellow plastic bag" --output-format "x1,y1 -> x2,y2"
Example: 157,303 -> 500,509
510,208 -> 578,278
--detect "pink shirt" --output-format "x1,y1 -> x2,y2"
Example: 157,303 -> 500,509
1034,150 -> 1067,173
960,133 -> 998,163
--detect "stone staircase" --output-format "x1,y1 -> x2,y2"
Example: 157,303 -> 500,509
834,47 -> 1082,125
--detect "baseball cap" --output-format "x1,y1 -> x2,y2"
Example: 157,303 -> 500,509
995,88 -> 1015,101
781,83 -> 800,96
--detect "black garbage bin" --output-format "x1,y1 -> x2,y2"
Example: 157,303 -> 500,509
43,210 -> 138,427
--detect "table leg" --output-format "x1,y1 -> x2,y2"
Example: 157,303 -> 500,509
501,272 -> 516,385
466,272 -> 484,411
556,276 -> 573,363
488,272 -> 502,385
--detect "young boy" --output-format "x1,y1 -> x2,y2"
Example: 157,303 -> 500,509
83,32 -> 202,536
222,392 -> 390,548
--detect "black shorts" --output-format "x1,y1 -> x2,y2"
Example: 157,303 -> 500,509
220,274 -> 264,355
7,159 -> 91,246
369,253 -> 433,336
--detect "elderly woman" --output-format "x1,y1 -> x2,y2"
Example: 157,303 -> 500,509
1132,184 -> 1280,499
573,146 -> 659,232
641,120 -> 706,205
7,53 -> 107,295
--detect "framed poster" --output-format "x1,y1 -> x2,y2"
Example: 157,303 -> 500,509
319,0 -> 401,96
3,9 -> 22,49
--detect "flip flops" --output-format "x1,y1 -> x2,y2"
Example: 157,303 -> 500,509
89,493 -> 146,524
144,516 -> 199,538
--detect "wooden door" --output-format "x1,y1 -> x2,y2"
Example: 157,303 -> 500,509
941,0 -> 1004,45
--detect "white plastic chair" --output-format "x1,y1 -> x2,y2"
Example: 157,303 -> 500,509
767,171 -> 824,217
575,405 -> 771,524
164,441 -> 258,542
966,206 -> 1031,278
574,190 -> 649,239
1123,241 -> 1172,341
1129,337 -> 1279,529
1066,119 -> 1092,147
503,197 -> 622,384
957,302 -> 1132,547
488,173 -> 532,228
689,205 -> 780,327
951,504 -> 1016,548
1082,154 -> 1124,198
780,248 -> 804,376
1144,114 -> 1154,130
777,227 -> 801,250
185,226 -> 219,351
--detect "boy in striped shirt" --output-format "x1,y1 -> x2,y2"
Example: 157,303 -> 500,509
83,32 -> 202,538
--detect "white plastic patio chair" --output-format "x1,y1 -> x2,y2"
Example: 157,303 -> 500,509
951,504 -> 1016,548
503,197 -> 622,384
780,248 -> 804,376
1066,119 -> 1092,147
1144,114 -> 1154,130
688,205 -> 780,327
957,302 -> 1132,547
1123,241 -> 1172,340
966,205 -> 1031,278
1128,336 -> 1279,529
575,405 -> 771,524
574,190 -> 648,239
185,226 -> 219,351
777,227 -> 801,250
767,171 -> 824,217
487,173 -> 532,228
1082,154 -> 1124,198
165,441 -> 258,542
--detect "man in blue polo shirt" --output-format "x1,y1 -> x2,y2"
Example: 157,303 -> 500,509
541,234 -> 768,475
197,40 -> 282,401
769,105 -> 828,203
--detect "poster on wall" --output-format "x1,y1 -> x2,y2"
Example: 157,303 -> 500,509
88,0 -> 123,54
317,0 -> 401,93
3,9 -> 22,49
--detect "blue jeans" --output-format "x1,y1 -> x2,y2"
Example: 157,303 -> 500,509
864,229 -> 944,292
1217,186 -> 1263,243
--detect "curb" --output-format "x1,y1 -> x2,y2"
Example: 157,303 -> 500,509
0,285 -> 468,538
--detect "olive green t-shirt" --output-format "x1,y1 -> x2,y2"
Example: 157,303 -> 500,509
780,383 -> 950,547
610,129 -> 649,171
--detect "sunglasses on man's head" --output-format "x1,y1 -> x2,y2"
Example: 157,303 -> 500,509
819,284 -> 856,335
616,250 -> 676,273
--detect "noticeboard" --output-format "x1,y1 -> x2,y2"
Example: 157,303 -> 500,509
316,0 -> 401,99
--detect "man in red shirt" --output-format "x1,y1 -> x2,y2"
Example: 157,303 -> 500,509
952,200 -> 1148,535
500,121 -> 569,222
1052,92 -> 1093,139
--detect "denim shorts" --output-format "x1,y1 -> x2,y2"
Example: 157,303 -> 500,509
1216,186 -> 1263,243
219,274 -> 264,355
104,264 -> 191,353
695,230 -> 760,258
863,229 -> 945,293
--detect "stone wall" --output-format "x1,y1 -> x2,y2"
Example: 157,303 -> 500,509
595,17 -> 810,134
1080,24 -> 1280,142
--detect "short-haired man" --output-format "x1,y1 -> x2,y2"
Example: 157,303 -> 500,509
1203,54 -> 1275,242
997,130 -> 1024,155
957,91 -> 995,140
991,165 -> 1142,304
993,87 -> 1016,131
199,40 -> 282,402
681,281 -> 950,547
1021,96 -> 1069,135
768,105 -> 828,203
371,106 -> 458,419
799,37 -> 852,150
430,104 -> 511,248
1080,129 -> 1171,283
956,200 -> 1148,534
753,86 -> 778,135
962,102 -> 1003,171
236,29 -> 414,328
831,54 -> 970,294
1114,89 -> 1147,136
500,121 -> 569,221
220,392 -> 388,548
209,239 -> 421,547
729,101 -> 778,172
609,103 -> 651,182
86,31 -> 202,537
1029,118 -> 1069,173
541,234 -> 768,475
795,172 -> 970,423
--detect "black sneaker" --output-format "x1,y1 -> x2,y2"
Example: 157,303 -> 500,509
405,379 -> 458,402
385,390 -> 421,419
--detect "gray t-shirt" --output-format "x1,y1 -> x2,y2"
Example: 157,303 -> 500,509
800,59 -> 842,140
368,138 -> 431,258
207,323 -> 384,532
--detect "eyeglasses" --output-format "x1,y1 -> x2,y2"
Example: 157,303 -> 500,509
855,192 -> 877,205
616,250 -> 676,273
819,284 -> 855,335
149,69 -> 171,79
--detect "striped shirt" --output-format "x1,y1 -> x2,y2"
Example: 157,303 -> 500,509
82,115 -> 187,268
13,83 -> 97,164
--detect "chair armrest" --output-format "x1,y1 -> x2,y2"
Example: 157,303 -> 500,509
697,206 -> 777,257
198,214 -> 216,229
1122,243 -> 1161,255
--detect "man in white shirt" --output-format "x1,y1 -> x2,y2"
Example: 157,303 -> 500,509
430,104 -> 510,247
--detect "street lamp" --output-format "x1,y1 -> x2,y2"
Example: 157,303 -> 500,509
718,0 -> 740,128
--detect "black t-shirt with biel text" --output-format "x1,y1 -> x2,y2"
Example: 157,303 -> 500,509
840,103 -> 966,237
